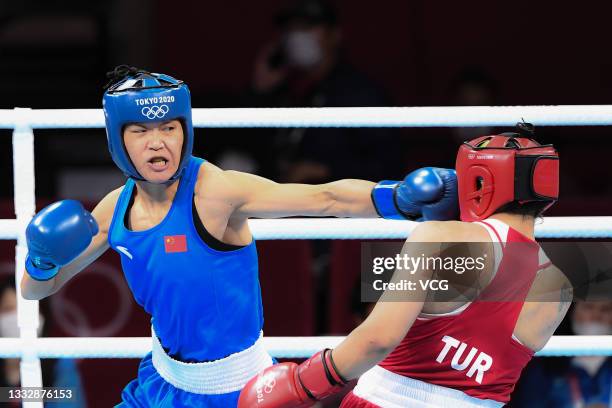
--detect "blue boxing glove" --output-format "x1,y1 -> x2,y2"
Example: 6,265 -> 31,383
25,200 -> 99,281
372,167 -> 459,221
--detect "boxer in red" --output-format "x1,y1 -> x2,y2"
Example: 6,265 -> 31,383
240,123 -> 572,408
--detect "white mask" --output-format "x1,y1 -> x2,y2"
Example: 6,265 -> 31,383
572,321 -> 612,335
572,356 -> 607,376
0,311 -> 19,337
0,311 -> 45,337
285,31 -> 323,69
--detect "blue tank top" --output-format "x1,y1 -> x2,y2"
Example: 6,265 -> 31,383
108,156 -> 264,362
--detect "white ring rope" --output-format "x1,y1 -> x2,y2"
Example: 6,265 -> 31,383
247,217 -> 612,239
1,217 -> 612,240
3,106 -> 612,405
0,336 -> 608,358
2,105 -> 612,128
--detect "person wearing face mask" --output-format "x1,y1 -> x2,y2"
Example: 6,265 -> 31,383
245,1 -> 404,343
448,68 -> 499,144
0,276 -> 87,407
247,0 -> 402,184
512,301 -> 612,408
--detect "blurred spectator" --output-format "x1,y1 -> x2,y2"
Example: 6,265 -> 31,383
243,0 -> 405,342
245,0 -> 403,183
0,276 -> 87,407
350,278 -> 375,327
512,301 -> 612,408
448,67 -> 500,143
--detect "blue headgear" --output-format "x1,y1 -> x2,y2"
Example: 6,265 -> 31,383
102,67 -> 194,181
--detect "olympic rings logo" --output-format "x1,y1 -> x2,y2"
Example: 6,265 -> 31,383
50,262 -> 133,337
141,105 -> 169,119
263,376 -> 276,394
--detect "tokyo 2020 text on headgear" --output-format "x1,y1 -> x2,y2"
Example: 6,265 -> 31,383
456,122 -> 559,222
102,65 -> 194,181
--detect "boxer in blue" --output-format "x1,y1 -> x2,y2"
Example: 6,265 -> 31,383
21,66 -> 459,407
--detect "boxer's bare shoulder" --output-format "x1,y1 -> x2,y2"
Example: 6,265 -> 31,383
411,221 -> 490,243
91,186 -> 125,235
194,161 -> 242,201
192,161 -> 245,217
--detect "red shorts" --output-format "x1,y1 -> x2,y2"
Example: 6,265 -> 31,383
340,391 -> 381,408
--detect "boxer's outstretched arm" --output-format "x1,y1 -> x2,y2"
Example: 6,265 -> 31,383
331,222 -> 448,379
238,222 -> 453,407
21,188 -> 120,300
224,169 -> 378,218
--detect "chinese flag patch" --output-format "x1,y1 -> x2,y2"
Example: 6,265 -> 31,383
164,235 -> 187,253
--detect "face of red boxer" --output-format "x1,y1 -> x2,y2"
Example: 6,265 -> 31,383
123,120 -> 184,184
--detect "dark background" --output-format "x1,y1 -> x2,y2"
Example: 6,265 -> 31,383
0,0 -> 611,406
2,0 -> 611,210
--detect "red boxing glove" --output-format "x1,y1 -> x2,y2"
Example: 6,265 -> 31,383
238,349 -> 347,408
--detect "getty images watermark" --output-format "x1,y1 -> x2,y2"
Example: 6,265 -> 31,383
361,242 -> 493,301
360,241 -> 612,303
372,253 -> 487,292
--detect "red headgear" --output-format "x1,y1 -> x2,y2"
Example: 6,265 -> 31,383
456,126 -> 559,222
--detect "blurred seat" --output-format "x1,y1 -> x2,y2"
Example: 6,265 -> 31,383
0,2 -> 108,108
328,240 -> 362,334
257,240 -> 315,336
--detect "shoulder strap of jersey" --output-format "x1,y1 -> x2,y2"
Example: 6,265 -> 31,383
108,178 -> 135,244
478,219 -> 509,245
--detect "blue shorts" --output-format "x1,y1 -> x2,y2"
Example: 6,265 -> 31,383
116,353 -> 239,408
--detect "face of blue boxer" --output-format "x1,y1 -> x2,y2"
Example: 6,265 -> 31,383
123,119 -> 184,184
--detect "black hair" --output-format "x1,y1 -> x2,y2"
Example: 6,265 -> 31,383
494,200 -> 550,219
103,65 -> 150,90
0,275 -> 15,294
275,0 -> 338,27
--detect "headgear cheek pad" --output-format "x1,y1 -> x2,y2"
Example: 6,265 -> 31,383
103,70 -> 194,181
456,132 -> 559,222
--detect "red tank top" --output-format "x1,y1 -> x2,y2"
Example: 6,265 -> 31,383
378,219 -> 548,403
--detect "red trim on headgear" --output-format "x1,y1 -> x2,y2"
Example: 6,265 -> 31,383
456,134 -> 559,222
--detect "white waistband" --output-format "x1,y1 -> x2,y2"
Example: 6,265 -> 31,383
151,327 -> 273,394
353,365 -> 504,408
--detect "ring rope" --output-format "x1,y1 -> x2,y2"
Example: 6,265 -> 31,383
1,217 -> 612,240
3,106 -> 612,406
0,336 -> 608,359
2,105 -> 612,129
